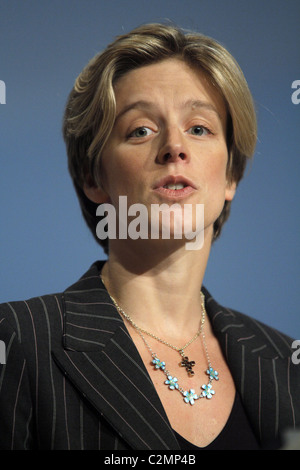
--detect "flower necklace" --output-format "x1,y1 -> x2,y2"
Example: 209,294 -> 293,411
101,275 -> 219,405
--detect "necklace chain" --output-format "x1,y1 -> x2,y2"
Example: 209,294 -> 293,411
105,285 -> 205,357
101,275 -> 211,369
100,274 -> 219,405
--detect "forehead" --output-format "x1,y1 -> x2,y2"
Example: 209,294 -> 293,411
113,58 -> 227,121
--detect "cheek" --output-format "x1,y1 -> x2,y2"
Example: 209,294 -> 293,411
211,164 -> 228,190
202,149 -> 228,195
102,148 -> 144,202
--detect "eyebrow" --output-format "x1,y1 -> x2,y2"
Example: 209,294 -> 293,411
184,99 -> 222,119
115,99 -> 222,123
115,100 -> 157,123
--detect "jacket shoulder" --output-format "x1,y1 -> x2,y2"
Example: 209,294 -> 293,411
224,306 -> 296,359
0,262 -> 105,345
0,293 -> 64,345
203,287 -> 296,360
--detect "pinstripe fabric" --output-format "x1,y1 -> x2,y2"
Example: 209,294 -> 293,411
0,260 -> 299,449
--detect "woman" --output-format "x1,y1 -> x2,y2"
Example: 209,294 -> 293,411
0,23 -> 299,450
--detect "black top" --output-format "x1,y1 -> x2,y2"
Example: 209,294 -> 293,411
174,391 -> 278,450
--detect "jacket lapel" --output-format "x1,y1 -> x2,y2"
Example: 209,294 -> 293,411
203,287 -> 294,446
51,261 -> 179,450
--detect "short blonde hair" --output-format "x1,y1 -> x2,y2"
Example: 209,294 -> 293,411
63,23 -> 257,253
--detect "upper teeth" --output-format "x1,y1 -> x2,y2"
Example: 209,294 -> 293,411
164,183 -> 185,190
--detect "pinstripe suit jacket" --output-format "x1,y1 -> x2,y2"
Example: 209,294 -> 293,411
0,260 -> 299,450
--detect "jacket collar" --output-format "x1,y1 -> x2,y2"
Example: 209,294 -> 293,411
62,261 -> 288,359
202,287 -> 289,360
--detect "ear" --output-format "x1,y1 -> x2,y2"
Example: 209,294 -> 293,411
83,176 -> 110,204
225,180 -> 237,202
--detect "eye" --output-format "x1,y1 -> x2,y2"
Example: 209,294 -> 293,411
187,125 -> 210,136
128,126 -> 154,138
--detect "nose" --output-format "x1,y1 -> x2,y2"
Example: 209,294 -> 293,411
156,128 -> 190,164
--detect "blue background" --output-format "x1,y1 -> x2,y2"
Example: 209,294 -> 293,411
0,0 -> 299,337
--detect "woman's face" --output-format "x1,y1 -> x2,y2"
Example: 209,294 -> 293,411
87,58 -> 236,242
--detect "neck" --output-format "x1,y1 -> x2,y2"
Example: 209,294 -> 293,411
101,234 -> 212,340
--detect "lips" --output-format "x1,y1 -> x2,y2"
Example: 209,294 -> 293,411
153,175 -> 197,199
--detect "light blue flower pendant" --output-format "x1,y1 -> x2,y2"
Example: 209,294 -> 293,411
183,389 -> 199,405
201,383 -> 215,399
165,375 -> 179,390
206,367 -> 219,381
152,357 -> 166,370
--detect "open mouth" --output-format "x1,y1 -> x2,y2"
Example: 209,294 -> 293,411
153,176 -> 196,199
163,183 -> 187,190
